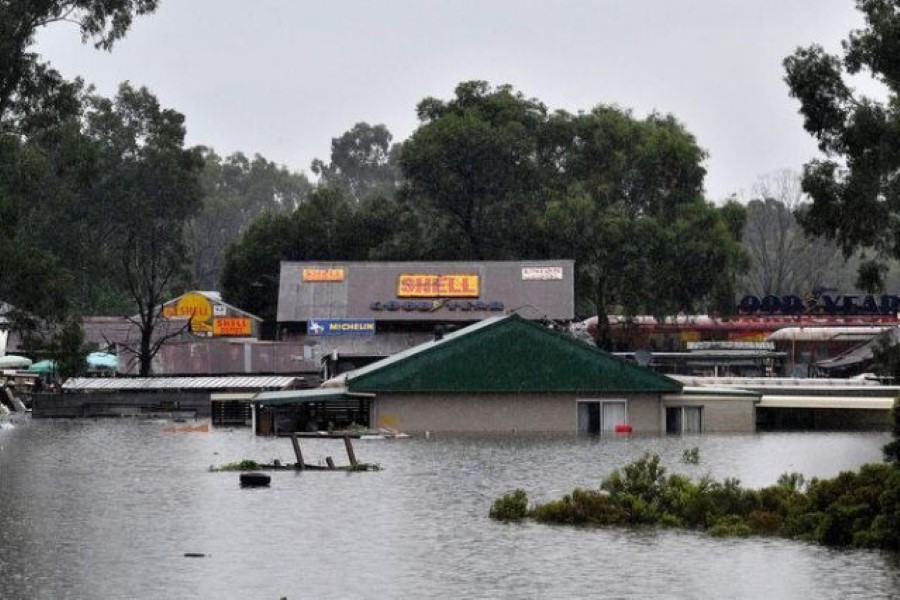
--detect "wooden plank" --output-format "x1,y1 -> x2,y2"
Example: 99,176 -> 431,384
344,435 -> 358,467
290,432 -> 305,470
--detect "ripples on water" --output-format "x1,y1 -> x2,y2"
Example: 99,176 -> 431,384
0,420 -> 898,599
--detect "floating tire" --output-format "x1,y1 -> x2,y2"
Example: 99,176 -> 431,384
239,472 -> 271,487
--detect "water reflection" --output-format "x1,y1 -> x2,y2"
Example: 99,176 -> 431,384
1,420 -> 897,599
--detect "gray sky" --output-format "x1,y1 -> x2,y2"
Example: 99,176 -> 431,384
35,0 -> 875,201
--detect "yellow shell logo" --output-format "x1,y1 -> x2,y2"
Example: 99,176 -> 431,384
164,293 -> 214,332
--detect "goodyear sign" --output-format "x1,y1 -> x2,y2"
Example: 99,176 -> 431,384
307,318 -> 375,336
396,274 -> 479,298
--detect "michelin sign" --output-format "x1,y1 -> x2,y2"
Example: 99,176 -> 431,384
308,318 -> 375,336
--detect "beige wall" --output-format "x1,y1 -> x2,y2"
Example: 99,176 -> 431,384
370,391 -> 758,434
371,392 -> 664,434
664,394 -> 757,433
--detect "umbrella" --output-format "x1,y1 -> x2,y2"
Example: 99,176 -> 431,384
27,359 -> 57,374
0,355 -> 31,369
87,352 -> 118,371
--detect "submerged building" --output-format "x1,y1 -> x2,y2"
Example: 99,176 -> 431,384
254,314 -> 765,435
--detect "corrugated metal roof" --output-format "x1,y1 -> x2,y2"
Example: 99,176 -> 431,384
62,376 -> 301,391
341,314 -> 681,394
254,387 -> 354,406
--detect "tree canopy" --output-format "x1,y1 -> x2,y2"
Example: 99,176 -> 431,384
221,82 -> 746,341
784,0 -> 900,289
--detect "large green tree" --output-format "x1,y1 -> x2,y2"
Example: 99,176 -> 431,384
0,0 -> 158,363
83,83 -> 204,375
220,82 -> 745,346
399,82 -> 546,260
539,107 -> 743,346
784,0 -> 900,289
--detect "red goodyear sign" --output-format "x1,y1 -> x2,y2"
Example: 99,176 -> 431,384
302,268 -> 345,282
396,274 -> 480,298
213,317 -> 252,336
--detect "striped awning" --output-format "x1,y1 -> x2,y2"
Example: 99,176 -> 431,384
62,376 -> 302,391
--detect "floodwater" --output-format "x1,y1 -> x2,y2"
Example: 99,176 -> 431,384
1,419 -> 898,599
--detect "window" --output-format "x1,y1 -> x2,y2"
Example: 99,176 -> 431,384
666,406 -> 702,434
577,399 -> 628,435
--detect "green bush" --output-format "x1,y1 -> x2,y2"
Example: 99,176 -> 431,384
709,515 -> 752,538
489,489 -> 529,522
492,452 -> 900,552
746,510 -> 783,534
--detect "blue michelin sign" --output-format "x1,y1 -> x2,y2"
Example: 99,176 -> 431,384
307,318 -> 375,336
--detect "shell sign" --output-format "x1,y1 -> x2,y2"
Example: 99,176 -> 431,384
213,317 -> 252,336
162,292 -> 214,333
396,274 -> 480,298
302,268 -> 345,282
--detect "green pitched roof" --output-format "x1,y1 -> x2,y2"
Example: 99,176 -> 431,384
344,314 -> 681,394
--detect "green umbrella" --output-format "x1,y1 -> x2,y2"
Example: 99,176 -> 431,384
27,359 -> 57,374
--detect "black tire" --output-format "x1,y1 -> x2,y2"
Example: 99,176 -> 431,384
239,472 -> 271,487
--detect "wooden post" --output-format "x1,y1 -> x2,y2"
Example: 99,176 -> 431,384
290,432 -> 305,470
343,435 -> 358,467
325,456 -> 335,470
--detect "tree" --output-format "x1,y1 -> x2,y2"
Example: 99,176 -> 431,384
221,188 -> 360,321
83,83 -> 204,375
741,171 -> 845,297
0,0 -> 158,368
783,0 -> 900,283
187,149 -> 312,290
311,122 -> 401,204
539,107 -> 743,346
399,81 -> 546,259
0,0 -> 158,125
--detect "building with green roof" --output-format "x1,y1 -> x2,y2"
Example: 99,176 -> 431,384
255,314 -> 760,435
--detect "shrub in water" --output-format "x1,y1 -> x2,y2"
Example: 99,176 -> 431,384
491,452 -> 900,552
489,489 -> 529,522
211,459 -> 261,472
532,488 -> 626,526
682,447 -> 700,464
708,515 -> 752,538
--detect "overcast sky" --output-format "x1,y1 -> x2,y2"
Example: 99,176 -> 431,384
35,0 -> 876,201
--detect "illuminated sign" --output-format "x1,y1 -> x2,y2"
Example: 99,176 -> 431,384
522,266 -> 563,280
370,300 -> 503,312
307,319 -> 375,336
213,317 -> 252,336
302,268 -> 345,282
739,294 -> 900,316
396,274 -> 479,298
162,292 -> 213,332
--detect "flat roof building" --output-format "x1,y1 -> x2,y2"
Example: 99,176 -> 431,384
276,260 -> 575,362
